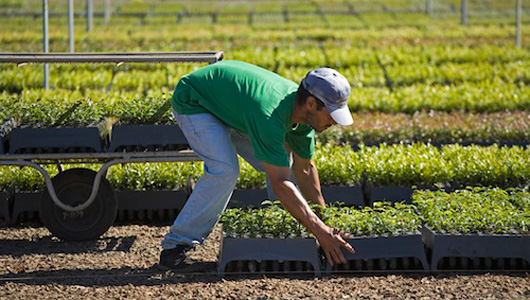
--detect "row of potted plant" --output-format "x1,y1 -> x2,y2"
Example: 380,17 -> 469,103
318,110 -> 530,146
218,188 -> 529,273
414,188 -> 529,235
1,143 -> 528,192
2,18 -> 518,49
13,0 -> 508,16
221,188 -> 529,238
2,53 -> 528,92
1,83 -> 529,130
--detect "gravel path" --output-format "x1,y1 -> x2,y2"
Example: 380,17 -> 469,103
1,224 -> 529,299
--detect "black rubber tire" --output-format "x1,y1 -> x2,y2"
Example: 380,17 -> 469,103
40,168 -> 117,241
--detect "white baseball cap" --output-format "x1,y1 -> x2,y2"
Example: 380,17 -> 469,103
302,68 -> 353,126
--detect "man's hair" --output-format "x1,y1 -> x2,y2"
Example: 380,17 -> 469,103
295,83 -> 326,110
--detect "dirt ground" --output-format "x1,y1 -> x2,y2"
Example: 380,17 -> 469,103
1,223 -> 529,300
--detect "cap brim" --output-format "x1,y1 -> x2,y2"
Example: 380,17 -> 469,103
330,106 -> 353,126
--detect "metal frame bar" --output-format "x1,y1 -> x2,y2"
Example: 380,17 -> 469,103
0,52 -> 224,65
0,151 -> 201,212
0,150 -> 199,163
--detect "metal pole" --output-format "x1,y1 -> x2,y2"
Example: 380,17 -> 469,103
104,0 -> 110,25
43,0 -> 49,89
86,0 -> 93,32
461,0 -> 467,26
426,0 -> 433,15
68,0 -> 74,52
516,0 -> 522,48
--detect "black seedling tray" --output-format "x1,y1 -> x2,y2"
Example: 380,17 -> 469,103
11,192 -> 41,223
116,190 -> 187,210
228,189 -> 269,208
115,190 -> 188,222
422,226 -> 530,270
9,190 -> 190,224
227,186 -> 364,209
367,185 -> 414,205
0,192 -> 10,224
322,186 -> 364,207
7,127 -> 103,154
326,234 -> 429,273
108,124 -> 189,152
0,137 -> 5,154
218,234 -> 322,277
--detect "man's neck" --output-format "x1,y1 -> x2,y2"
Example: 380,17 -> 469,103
291,103 -> 306,125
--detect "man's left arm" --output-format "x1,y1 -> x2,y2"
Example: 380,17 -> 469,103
291,152 -> 326,207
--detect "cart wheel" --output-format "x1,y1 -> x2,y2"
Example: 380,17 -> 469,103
40,168 -> 117,241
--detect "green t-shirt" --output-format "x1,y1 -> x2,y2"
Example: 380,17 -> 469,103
171,60 -> 314,167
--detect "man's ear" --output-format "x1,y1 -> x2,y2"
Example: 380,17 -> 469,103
306,96 -> 316,110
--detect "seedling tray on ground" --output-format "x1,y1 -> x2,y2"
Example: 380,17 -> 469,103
11,192 -> 42,223
227,186 -> 364,209
322,186 -> 364,207
108,124 -> 189,152
367,185 -> 414,206
7,127 -> 104,154
9,190 -> 189,224
421,226 -> 530,270
0,192 -> 10,224
218,234 -> 322,277
228,189 -> 269,208
326,234 -> 429,274
115,190 -> 188,222
0,138 -> 5,154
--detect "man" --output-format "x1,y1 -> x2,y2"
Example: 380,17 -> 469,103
159,60 -> 355,271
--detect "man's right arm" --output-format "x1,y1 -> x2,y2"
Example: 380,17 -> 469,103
263,163 -> 354,266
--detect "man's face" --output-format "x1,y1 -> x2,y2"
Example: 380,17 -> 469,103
305,96 -> 337,133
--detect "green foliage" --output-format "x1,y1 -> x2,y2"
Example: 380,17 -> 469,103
221,201 -> 421,238
313,142 -> 363,186
322,202 -> 422,237
106,162 -> 203,191
220,201 -> 310,238
0,144 -> 528,192
359,143 -> 449,187
414,188 -> 530,235
0,164 -> 100,192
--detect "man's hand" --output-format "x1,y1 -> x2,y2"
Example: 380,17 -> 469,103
263,162 -> 355,266
314,226 -> 355,266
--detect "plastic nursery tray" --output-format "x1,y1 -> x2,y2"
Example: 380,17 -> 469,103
326,234 -> 429,273
0,192 -> 10,224
7,127 -> 104,154
421,226 -> 530,270
218,234 -> 322,277
108,124 -> 189,152
11,192 -> 42,224
227,186 -> 365,209
322,186 -> 364,207
366,185 -> 414,206
115,190 -> 188,222
0,137 -> 5,154
228,189 -> 269,208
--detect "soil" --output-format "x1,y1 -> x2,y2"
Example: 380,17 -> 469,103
1,223 -> 529,300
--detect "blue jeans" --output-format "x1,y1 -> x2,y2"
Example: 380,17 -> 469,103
162,112 -> 293,249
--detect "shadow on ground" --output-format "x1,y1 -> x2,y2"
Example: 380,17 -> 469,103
0,263 -> 221,286
0,235 -> 137,257
2,266 -> 529,287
